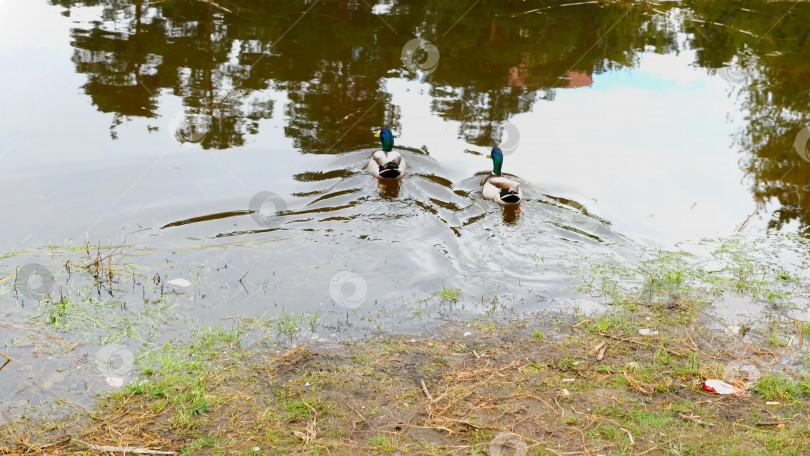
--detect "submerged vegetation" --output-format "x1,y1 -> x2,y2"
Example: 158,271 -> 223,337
573,234 -> 810,312
437,285 -> 462,302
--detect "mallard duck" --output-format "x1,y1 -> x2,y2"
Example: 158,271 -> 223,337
369,128 -> 406,179
483,147 -> 522,205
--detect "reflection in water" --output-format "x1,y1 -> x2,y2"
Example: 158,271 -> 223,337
42,0 -> 810,234
0,0 -> 801,291
501,205 -> 521,225
376,177 -> 401,200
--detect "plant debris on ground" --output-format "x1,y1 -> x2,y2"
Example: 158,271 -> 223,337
3,299 -> 810,455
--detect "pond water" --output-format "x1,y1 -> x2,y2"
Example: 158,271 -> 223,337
2,0 -> 810,422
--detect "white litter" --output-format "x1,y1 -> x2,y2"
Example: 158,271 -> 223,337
166,278 -> 192,287
106,376 -> 125,387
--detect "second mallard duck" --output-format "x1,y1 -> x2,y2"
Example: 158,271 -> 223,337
369,128 -> 406,179
483,147 -> 522,205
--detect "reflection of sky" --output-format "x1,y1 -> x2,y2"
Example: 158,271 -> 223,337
0,0 -> 763,249
394,51 -> 754,247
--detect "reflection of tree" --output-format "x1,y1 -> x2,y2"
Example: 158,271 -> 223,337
60,0 -> 277,147
426,1 -> 679,145
684,0 -> 810,233
70,4 -> 158,118
218,0 -> 399,152
54,0 -> 681,151
681,1 -> 744,69
49,0 -> 810,233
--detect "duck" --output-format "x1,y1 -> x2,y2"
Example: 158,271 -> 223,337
369,128 -> 406,179
483,147 -> 522,205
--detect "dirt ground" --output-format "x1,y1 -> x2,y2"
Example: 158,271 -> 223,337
2,301 -> 810,455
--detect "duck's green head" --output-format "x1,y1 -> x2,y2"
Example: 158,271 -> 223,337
487,147 -> 504,175
377,127 -> 394,152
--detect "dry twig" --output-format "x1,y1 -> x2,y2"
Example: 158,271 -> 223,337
75,439 -> 176,454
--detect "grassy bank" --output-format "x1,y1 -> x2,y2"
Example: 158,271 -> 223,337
3,299 -> 810,455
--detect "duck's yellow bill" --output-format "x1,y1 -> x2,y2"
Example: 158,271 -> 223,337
374,133 -> 380,138
486,154 -> 491,158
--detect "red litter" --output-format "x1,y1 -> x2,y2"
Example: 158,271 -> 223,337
703,379 -> 744,396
